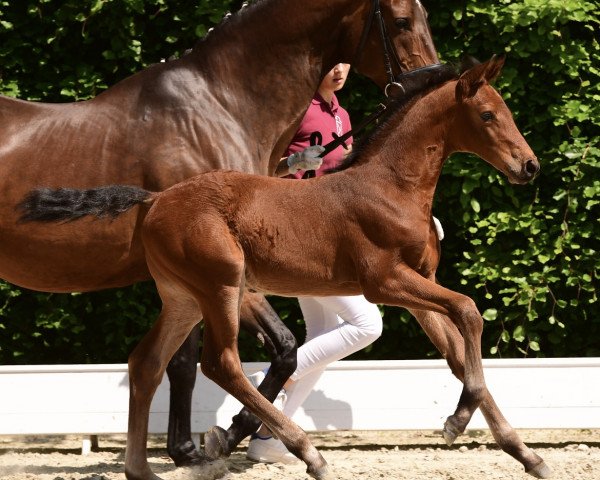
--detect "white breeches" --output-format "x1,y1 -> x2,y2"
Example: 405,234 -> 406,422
283,294 -> 382,417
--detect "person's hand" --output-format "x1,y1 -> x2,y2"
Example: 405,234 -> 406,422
286,145 -> 325,173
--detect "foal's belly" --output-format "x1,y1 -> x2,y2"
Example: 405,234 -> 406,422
243,258 -> 363,298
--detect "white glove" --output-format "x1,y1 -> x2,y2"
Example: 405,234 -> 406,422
433,216 -> 444,241
286,145 -> 325,174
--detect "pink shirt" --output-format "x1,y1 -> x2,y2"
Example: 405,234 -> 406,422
285,93 -> 352,179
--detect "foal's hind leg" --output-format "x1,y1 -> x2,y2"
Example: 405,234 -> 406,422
199,288 -> 328,479
165,324 -> 207,466
205,291 -> 298,459
125,298 -> 201,480
410,309 -> 552,478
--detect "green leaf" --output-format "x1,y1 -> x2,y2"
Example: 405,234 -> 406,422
513,325 -> 526,342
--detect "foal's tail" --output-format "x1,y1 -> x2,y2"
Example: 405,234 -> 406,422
17,185 -> 156,223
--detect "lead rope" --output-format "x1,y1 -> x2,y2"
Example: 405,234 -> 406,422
317,102 -> 389,158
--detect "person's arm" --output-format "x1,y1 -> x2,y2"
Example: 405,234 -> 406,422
274,145 -> 325,177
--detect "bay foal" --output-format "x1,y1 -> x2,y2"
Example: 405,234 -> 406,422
19,57 -> 549,479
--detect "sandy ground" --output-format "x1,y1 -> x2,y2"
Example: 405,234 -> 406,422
0,429 -> 598,480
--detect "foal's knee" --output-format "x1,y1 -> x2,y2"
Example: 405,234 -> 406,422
450,297 -> 483,335
200,350 -> 238,385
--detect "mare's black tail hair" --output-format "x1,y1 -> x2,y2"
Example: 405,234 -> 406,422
17,185 -> 153,223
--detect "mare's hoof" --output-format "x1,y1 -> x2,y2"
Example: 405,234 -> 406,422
442,417 -> 462,446
204,426 -> 229,460
171,440 -> 208,467
307,463 -> 330,480
526,460 -> 553,479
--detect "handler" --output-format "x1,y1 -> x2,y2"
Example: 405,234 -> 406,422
247,63 -> 383,464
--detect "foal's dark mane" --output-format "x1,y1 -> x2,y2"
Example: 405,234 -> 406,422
330,64 -> 459,173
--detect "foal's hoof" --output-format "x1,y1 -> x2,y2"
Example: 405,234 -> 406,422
171,440 -> 208,467
307,463 -> 330,480
526,460 -> 553,479
442,417 -> 462,446
204,426 -> 229,460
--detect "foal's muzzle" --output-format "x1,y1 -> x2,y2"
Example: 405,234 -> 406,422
521,158 -> 540,182
508,157 -> 540,185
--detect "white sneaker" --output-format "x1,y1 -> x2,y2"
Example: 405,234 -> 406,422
247,370 -> 286,410
246,435 -> 298,464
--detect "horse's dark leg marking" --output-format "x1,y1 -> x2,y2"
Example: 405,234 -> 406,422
166,324 -> 208,466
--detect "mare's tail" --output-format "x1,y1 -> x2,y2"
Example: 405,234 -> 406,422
17,185 -> 155,223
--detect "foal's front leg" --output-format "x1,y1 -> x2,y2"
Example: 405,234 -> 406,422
410,308 -> 552,478
363,265 -> 487,439
205,291 -> 298,459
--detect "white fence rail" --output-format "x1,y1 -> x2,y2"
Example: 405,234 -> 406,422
1,358 -> 598,438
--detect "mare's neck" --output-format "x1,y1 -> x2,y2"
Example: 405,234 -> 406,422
184,0 -> 368,174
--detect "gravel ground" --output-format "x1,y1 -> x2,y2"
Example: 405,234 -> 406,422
0,429 -> 597,480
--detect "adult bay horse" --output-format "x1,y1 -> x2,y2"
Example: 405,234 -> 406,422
19,56 -> 551,479
0,0 -> 439,467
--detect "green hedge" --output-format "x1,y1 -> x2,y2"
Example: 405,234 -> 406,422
0,0 -> 598,364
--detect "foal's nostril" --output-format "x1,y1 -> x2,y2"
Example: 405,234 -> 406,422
525,159 -> 539,176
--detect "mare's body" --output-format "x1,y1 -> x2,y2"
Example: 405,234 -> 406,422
0,0 -> 438,466
19,58 -> 550,480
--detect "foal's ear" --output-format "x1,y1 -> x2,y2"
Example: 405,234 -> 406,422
483,54 -> 506,83
455,55 -> 505,102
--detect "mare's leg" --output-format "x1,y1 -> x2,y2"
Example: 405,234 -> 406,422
364,267 -> 487,439
205,291 -> 298,459
166,324 -> 206,466
125,297 -> 201,480
199,287 -> 328,480
410,308 -> 552,478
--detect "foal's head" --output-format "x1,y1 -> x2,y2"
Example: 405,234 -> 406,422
450,56 -> 539,184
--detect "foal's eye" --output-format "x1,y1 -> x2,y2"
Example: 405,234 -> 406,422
480,111 -> 494,122
394,17 -> 411,30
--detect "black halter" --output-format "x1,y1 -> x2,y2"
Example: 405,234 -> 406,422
313,0 -> 449,157
353,0 -> 406,96
317,1 -> 450,162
